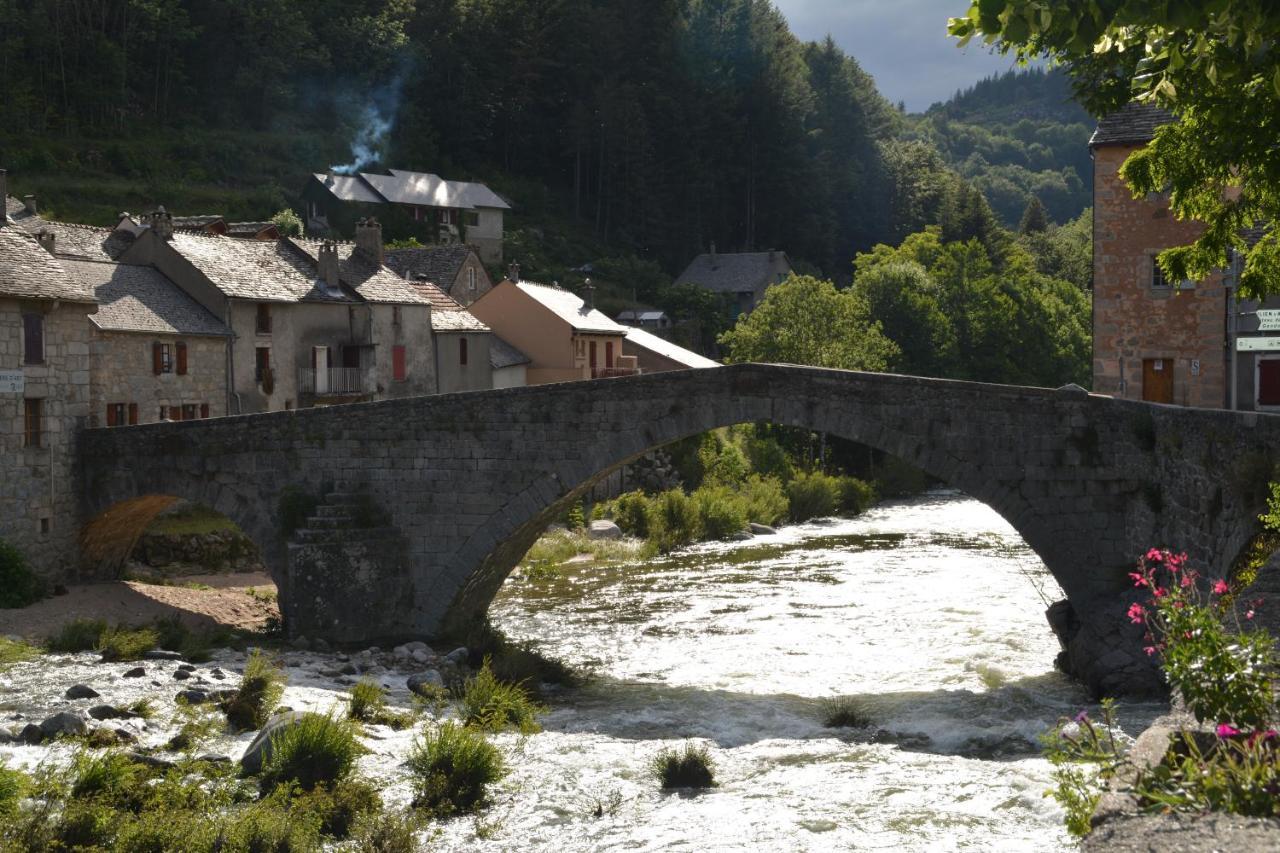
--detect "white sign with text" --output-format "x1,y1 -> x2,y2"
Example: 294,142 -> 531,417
0,371 -> 23,394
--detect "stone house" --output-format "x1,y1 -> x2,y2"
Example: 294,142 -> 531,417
59,259 -> 233,425
489,337 -> 530,389
1091,103 -> 1280,410
468,275 -> 636,385
302,169 -> 509,264
674,247 -> 793,318
401,278 -> 499,394
119,213 -> 437,413
0,181 -> 96,579
384,244 -> 494,307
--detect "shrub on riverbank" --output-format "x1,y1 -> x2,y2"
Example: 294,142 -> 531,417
821,696 -> 872,728
457,658 -> 544,733
0,637 -> 37,672
0,764 -> 26,820
47,618 -> 109,652
223,649 -> 285,731
787,472 -> 842,522
348,679 -> 415,730
740,475 -> 790,527
408,721 -> 506,816
648,489 -> 703,552
260,712 -> 365,792
0,538 -> 43,609
96,625 -> 160,661
692,485 -> 750,539
652,743 -> 717,789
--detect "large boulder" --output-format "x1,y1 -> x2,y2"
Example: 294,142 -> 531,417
407,670 -> 445,696
588,520 -> 623,540
65,684 -> 100,700
239,712 -> 309,775
39,711 -> 87,740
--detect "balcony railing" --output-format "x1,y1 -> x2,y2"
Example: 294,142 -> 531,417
591,366 -> 642,379
298,367 -> 367,395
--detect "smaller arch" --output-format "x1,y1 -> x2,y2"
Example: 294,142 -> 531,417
80,495 -> 182,580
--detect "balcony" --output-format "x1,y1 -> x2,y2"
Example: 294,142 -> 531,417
591,366 -> 642,379
298,367 -> 369,396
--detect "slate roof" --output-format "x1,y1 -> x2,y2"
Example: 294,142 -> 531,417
0,225 -> 96,302
313,170 -> 510,210
171,215 -> 225,230
617,309 -> 669,324
289,238 -> 434,306
402,279 -> 490,331
60,259 -> 231,337
384,244 -> 474,286
674,251 -> 792,294
624,327 -> 719,369
490,335 -> 530,369
3,196 -> 30,223
1090,102 -> 1175,146
227,221 -> 279,238
312,173 -> 383,204
36,221 -> 133,261
514,281 -> 628,334
166,232 -> 356,304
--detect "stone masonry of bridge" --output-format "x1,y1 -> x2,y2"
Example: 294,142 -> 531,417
76,363 -> 1280,697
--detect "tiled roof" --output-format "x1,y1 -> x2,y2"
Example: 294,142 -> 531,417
61,259 -> 231,337
514,281 -> 628,334
402,279 -> 490,331
674,251 -> 792,295
227,221 -> 278,238
35,221 -> 133,261
171,215 -> 225,230
490,335 -> 530,369
624,327 -> 719,369
1090,102 -> 1175,146
384,244 -> 473,286
289,238 -> 434,306
167,232 -> 356,303
0,225 -> 96,302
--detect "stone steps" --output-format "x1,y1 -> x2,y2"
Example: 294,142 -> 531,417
290,526 -> 399,545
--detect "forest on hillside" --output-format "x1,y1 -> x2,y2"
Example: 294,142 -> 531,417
0,0 -> 1090,278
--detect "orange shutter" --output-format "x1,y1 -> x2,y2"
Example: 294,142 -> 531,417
128,403 -> 138,425
393,345 -> 407,381
169,406 -> 181,422
106,405 -> 118,427
152,342 -> 163,374
176,342 -> 188,375
200,403 -> 209,418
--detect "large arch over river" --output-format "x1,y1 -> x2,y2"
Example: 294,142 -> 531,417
79,364 -> 1280,696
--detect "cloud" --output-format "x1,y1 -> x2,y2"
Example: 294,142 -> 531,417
773,0 -> 1026,111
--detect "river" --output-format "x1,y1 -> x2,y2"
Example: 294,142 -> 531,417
0,491 -> 1166,850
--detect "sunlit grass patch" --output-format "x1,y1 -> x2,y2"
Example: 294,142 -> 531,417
222,649 -> 285,731
820,696 -> 873,728
456,659 -> 544,734
407,721 -> 506,816
651,742 -> 717,789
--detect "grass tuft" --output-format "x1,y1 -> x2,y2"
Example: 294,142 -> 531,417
820,696 -> 873,728
456,658 -> 544,733
46,618 -> 108,653
407,721 -> 506,816
651,743 -> 717,789
96,626 -> 159,662
0,637 -> 38,672
347,679 -> 415,730
260,712 -> 365,792
222,649 -> 285,731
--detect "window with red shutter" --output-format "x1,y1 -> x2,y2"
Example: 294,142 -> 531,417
176,342 -> 188,375
393,345 -> 407,381
589,341 -> 597,368
169,406 -> 181,421
200,403 -> 210,419
605,341 -> 614,368
153,342 -> 163,374
23,400 -> 41,447
128,403 -> 138,425
106,404 -> 118,427
459,338 -> 468,366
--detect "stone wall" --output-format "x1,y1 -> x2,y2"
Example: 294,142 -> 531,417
0,297 -> 93,580
77,365 -> 1280,694
1092,144 -> 1229,408
90,332 -> 226,425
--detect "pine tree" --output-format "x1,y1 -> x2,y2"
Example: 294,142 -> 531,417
1019,197 -> 1049,234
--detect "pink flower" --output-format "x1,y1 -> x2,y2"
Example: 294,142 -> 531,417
1246,610 -> 1255,620
1146,548 -> 1164,562
1180,573 -> 1196,588
1144,646 -> 1157,656
1153,586 -> 1168,599
1212,580 -> 1230,595
1129,571 -> 1149,588
1247,730 -> 1278,747
1168,552 -> 1188,568
1074,710 -> 1090,723
1127,603 -> 1147,624
1216,723 -> 1241,738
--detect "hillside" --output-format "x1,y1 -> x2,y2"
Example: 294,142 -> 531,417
904,68 -> 1094,227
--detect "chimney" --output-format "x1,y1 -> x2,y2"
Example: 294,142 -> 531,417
148,205 -> 173,240
583,278 -> 595,311
22,195 -> 37,216
36,230 -> 55,256
319,240 -> 341,291
507,261 -> 520,283
354,217 -> 384,264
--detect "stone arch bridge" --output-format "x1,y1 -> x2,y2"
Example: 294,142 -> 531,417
77,364 -> 1280,695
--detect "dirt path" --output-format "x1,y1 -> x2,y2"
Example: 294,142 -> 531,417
0,572 -> 280,641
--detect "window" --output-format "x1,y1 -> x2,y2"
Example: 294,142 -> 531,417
158,406 -> 169,421
23,399 -> 41,448
152,342 -> 173,374
169,405 -> 181,422
39,517 -> 50,535
200,403 -> 210,419
255,347 -> 271,382
465,212 -> 479,228
467,268 -> 477,291
605,341 -> 614,368
439,209 -> 456,226
1259,360 -> 1280,407
107,403 -> 126,427
182,404 -> 198,421
176,341 -> 188,375
1151,255 -> 1194,290
459,338 -> 468,367
393,345 -> 407,381
393,305 -> 402,326
128,403 -> 138,425
589,341 -> 598,368
22,313 -> 43,365
256,304 -> 272,334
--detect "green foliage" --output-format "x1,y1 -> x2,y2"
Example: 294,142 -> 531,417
564,500 -> 587,532
457,658 -> 544,733
96,626 -> 159,662
647,489 -> 704,553
719,274 -> 899,371
1041,699 -> 1126,837
69,750 -> 148,804
344,808 -> 425,852
837,477 -> 878,515
651,743 -> 717,789
697,432 -> 749,487
739,475 -> 790,527
260,713 -> 365,792
0,637 -> 38,672
348,679 -> 415,730
222,785 -> 324,852
407,721 -> 506,816
610,491 -> 652,538
743,429 -> 796,483
0,538 -> 42,609
787,472 -> 843,522
950,0 -> 1280,298
223,650 -> 286,731
0,764 -> 27,820
296,780 -> 383,839
46,618 -> 109,652
820,696 -> 872,728
1138,733 -> 1280,818
691,485 -> 750,540
462,623 -> 583,689
270,208 -> 303,237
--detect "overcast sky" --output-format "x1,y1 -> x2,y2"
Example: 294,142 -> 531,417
772,0 -> 1027,112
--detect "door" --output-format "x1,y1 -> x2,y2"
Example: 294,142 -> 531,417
1142,358 -> 1174,403
1258,359 -> 1280,408
589,341 -> 598,369
313,346 -> 329,393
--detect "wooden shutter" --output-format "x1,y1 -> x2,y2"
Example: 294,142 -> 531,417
106,405 -> 118,427
589,341 -> 597,368
22,314 -> 43,365
169,406 -> 181,422
459,338 -> 468,366
128,403 -> 138,425
393,345 -> 407,381
176,342 -> 188,375
606,341 -> 614,368
152,342 -> 163,374
200,403 -> 210,419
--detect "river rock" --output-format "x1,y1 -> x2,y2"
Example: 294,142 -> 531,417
19,724 -> 42,744
65,683 -> 100,700
144,650 -> 185,661
88,705 -> 128,721
407,670 -> 445,696
178,664 -> 196,672
410,649 -> 432,665
240,712 -> 309,775
749,523 -> 777,535
173,670 -> 192,681
588,520 -> 623,540
198,754 -> 231,764
729,530 -> 754,541
404,641 -> 429,653
39,711 -> 87,740
128,751 -> 175,769
122,666 -> 147,678
445,647 -> 468,665
289,636 -> 310,651
176,689 -> 211,705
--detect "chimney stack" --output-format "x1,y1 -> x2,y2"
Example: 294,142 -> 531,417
319,240 -> 341,291
148,206 -> 173,240
22,195 -> 37,216
583,278 -> 595,311
36,230 -> 55,256
354,217 -> 384,264
507,261 -> 521,283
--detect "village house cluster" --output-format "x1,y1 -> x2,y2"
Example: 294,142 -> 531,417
0,167 -> 721,580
